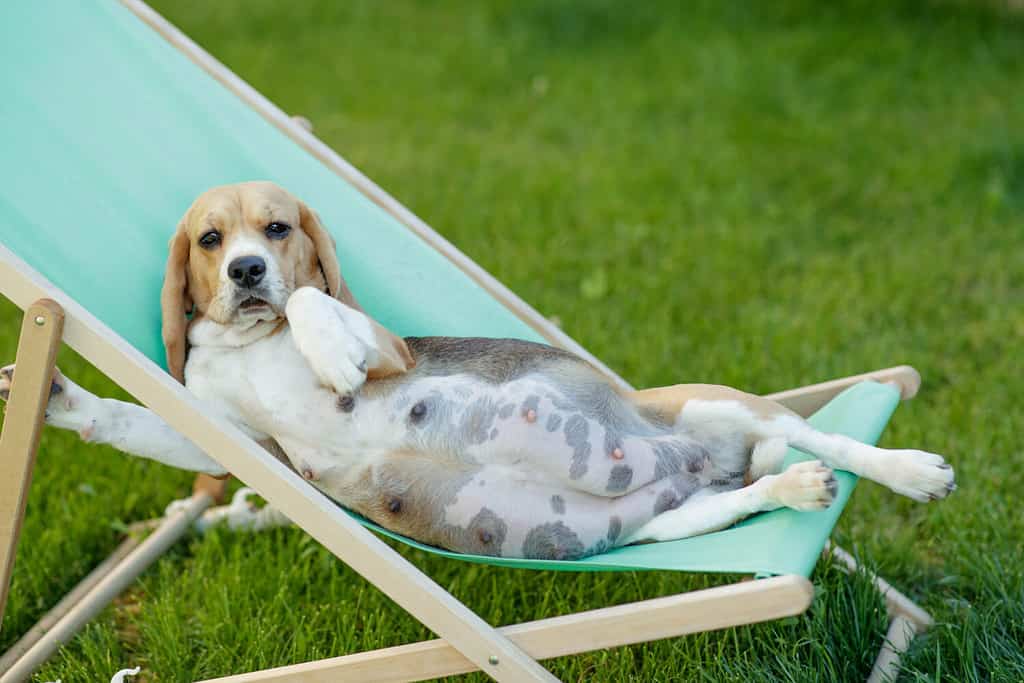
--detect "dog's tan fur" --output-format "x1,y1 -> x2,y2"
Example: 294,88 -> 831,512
631,384 -> 795,422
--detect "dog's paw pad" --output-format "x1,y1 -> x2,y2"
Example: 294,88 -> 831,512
0,364 -> 13,401
772,460 -> 837,511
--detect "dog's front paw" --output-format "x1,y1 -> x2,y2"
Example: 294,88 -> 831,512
0,363 -> 69,412
302,330 -> 370,399
769,460 -> 838,511
286,287 -> 376,399
0,364 -> 99,437
882,449 -> 956,503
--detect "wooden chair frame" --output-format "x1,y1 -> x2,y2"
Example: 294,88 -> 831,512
0,3 -> 933,681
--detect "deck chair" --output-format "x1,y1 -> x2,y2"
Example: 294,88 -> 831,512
0,1 -> 933,681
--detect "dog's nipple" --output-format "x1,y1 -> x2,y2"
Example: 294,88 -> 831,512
611,447 -> 625,460
410,401 -> 427,422
337,393 -> 355,413
525,409 -> 538,424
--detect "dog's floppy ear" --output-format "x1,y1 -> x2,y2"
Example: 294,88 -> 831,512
297,201 -> 415,377
297,201 -> 359,307
161,224 -> 193,384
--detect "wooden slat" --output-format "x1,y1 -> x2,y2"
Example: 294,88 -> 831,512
0,299 -> 64,626
199,575 -> 813,683
764,366 -> 920,418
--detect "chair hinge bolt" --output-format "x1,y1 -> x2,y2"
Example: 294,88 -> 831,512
488,655 -> 499,666
34,316 -> 45,326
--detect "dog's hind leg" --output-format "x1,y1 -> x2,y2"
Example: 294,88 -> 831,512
621,459 -> 838,544
767,416 -> 956,502
631,383 -> 955,503
630,384 -> 797,482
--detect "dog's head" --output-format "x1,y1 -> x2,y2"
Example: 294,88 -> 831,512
161,181 -> 362,382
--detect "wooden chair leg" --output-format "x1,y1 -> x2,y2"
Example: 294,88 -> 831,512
824,542 -> 932,683
0,299 -> 64,627
867,614 -> 918,683
0,525 -> 147,675
0,493 -> 212,683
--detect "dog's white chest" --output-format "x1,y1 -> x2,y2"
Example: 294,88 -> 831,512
186,327 -> 414,478
189,330 -> 341,425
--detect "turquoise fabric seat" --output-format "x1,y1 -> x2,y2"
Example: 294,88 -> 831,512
0,0 -> 899,577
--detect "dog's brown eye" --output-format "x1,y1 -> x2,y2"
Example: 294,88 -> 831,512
198,230 -> 221,249
266,222 -> 291,240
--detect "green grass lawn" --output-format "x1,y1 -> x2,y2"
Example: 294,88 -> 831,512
2,0 -> 1023,680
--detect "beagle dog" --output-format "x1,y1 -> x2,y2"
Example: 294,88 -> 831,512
0,182 -> 955,559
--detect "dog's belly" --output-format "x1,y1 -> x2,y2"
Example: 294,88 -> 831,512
264,372 -> 744,559
382,374 -> 731,494
202,338 -> 748,559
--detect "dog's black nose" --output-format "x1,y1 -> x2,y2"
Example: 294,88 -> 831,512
228,256 -> 266,288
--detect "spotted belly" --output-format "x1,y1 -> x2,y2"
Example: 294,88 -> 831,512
393,374 -> 723,495
304,373 -> 747,559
